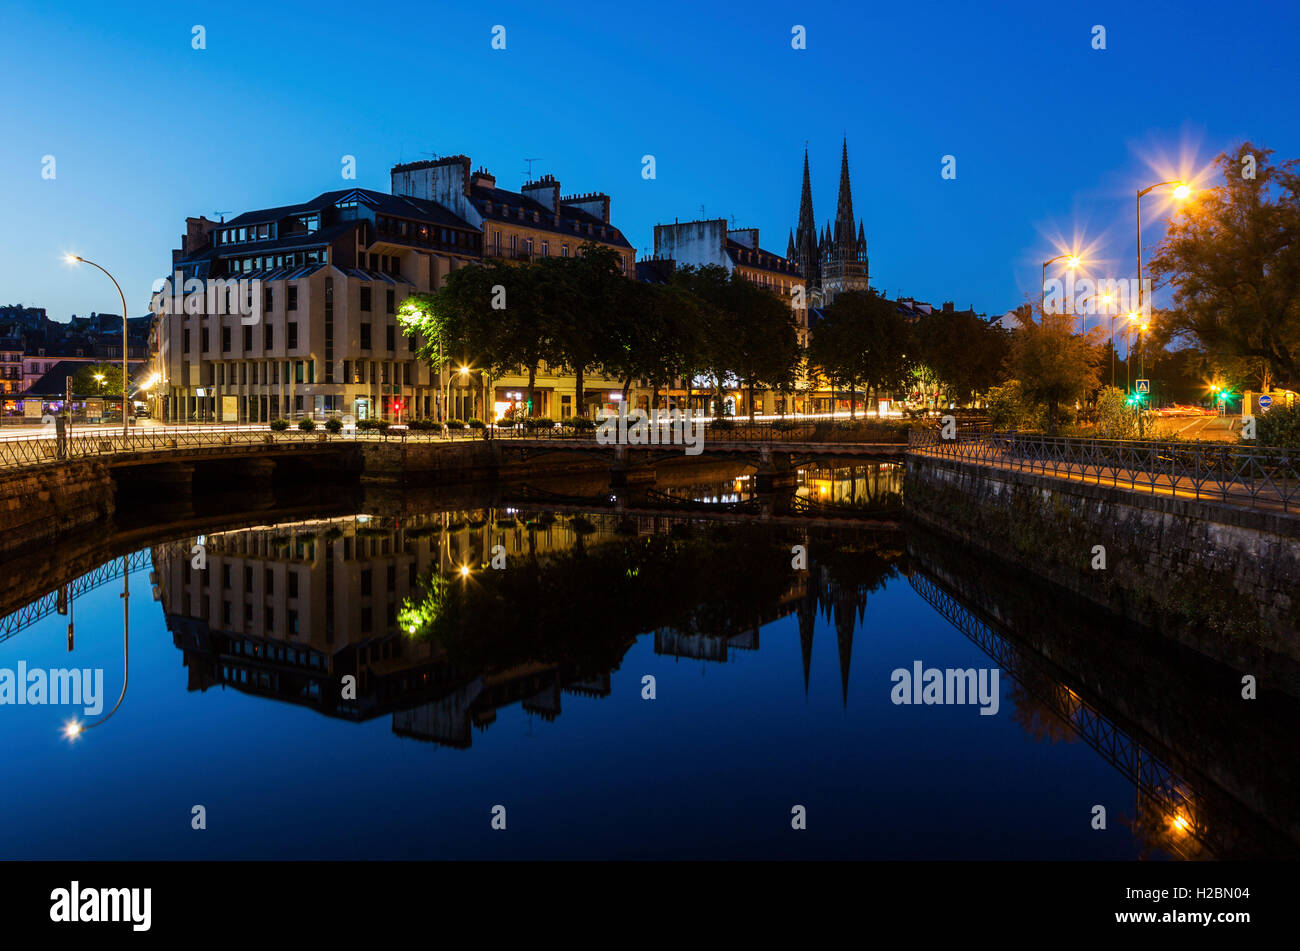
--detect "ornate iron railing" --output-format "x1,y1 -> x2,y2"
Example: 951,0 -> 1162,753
909,430 -> 1300,512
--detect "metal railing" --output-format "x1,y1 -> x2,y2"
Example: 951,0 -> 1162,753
703,419 -> 908,444
0,418 -> 984,471
910,429 -> 1300,512
0,425 -> 477,471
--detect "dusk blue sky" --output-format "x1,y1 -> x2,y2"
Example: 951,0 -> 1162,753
4,0 -> 1298,322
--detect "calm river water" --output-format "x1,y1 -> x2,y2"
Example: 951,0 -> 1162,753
2,461 -> 1294,860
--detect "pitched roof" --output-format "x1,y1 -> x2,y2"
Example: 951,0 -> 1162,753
224,188 -> 476,232
723,240 -> 801,277
470,184 -> 633,249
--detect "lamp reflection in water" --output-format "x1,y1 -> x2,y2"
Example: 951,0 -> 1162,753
62,554 -> 130,741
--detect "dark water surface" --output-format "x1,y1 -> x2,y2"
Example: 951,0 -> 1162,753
2,462 -> 1294,860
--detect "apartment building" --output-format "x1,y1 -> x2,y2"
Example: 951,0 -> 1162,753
157,188 -> 482,422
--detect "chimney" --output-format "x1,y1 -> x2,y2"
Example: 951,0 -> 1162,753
390,155 -> 479,225
561,191 -> 611,224
471,166 -> 496,189
183,216 -> 217,254
521,174 -> 561,212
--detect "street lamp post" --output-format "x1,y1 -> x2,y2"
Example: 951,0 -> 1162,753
443,364 -> 470,427
63,554 -> 129,741
1040,253 -> 1080,318
1134,181 -> 1191,392
67,255 -> 130,437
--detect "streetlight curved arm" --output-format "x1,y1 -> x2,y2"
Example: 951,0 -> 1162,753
81,614 -> 128,734
67,255 -> 131,438
1138,180 -> 1186,199
64,556 -> 129,741
1040,253 -> 1081,315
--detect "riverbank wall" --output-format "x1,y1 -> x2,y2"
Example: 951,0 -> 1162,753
905,453 -> 1300,671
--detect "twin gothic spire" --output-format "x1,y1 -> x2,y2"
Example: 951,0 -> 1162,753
792,138 -> 867,299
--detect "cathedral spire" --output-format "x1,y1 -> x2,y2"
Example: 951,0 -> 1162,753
797,149 -> 815,242
834,137 -> 856,249
794,148 -> 821,293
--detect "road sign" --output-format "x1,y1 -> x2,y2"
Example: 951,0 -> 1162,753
1259,394 -> 1273,410
1135,379 -> 1150,394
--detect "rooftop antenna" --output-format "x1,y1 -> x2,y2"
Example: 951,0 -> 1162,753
213,211 -> 228,223
420,151 -> 439,160
699,204 -> 706,218
730,214 -> 736,227
523,158 -> 541,179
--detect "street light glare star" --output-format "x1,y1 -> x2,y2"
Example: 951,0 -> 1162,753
63,719 -> 83,740
1172,183 -> 1192,201
459,565 -> 470,577
1066,255 -> 1079,268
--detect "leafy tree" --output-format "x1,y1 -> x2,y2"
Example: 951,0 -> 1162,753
914,309 -> 1011,405
71,363 -> 124,396
1005,305 -> 1100,433
1254,401 -> 1300,448
545,243 -> 624,417
984,380 -> 1043,430
669,264 -> 735,414
1150,143 -> 1300,388
722,275 -> 800,420
1093,385 -> 1140,438
430,260 -> 559,415
808,290 -> 911,419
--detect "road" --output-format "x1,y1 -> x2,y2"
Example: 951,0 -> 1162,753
1151,412 -> 1239,442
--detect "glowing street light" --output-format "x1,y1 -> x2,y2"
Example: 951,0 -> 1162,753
1041,252 -> 1082,316
65,254 -> 130,437
1135,179 -> 1192,318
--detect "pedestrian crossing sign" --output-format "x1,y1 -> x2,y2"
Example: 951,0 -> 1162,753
1136,379 -> 1150,394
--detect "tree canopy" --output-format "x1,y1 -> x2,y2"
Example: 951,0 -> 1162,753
807,290 -> 912,418
1150,143 -> 1300,389
1004,305 -> 1100,433
70,363 -> 124,396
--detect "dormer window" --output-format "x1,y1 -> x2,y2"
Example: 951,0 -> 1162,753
485,200 -> 493,213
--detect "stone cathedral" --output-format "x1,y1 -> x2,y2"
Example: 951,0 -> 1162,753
787,139 -> 870,307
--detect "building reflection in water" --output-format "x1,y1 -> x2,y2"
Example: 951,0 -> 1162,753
154,502 -> 903,748
659,462 -> 903,512
122,460 -> 1298,859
